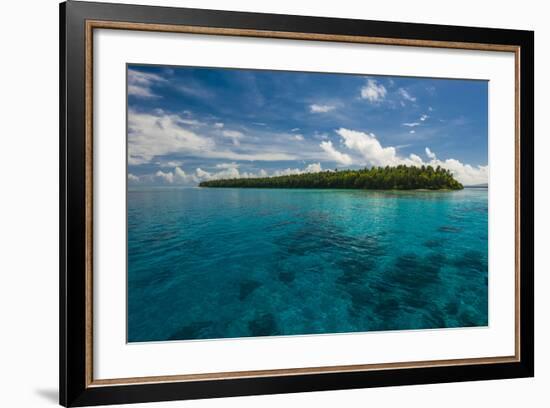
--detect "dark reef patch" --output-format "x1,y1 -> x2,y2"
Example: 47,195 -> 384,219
392,253 -> 441,287
372,298 -> 401,320
278,270 -> 295,284
438,225 -> 462,233
248,313 -> 279,337
385,252 -> 444,312
422,310 -> 447,328
347,286 -> 374,318
444,300 -> 460,316
335,258 -> 375,286
457,311 -> 479,327
423,238 -> 443,249
239,279 -> 262,301
168,321 -> 213,340
452,250 -> 487,272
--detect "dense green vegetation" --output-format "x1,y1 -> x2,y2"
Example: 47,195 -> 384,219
199,165 -> 463,190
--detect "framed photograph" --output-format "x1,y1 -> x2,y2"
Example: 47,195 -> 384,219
60,1 -> 534,406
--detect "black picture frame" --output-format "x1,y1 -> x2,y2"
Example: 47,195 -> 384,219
60,1 -> 534,406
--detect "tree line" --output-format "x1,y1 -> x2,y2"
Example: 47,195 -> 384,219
199,165 -> 464,190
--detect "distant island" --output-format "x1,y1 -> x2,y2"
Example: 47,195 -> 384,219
199,165 -> 464,190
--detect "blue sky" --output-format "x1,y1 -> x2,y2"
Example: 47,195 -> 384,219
127,64 -> 488,186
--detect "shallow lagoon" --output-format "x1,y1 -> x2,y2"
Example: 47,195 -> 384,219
127,187 -> 488,342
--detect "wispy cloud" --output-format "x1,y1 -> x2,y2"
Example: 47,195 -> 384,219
178,83 -> 214,99
360,79 -> 387,102
222,130 -> 244,146
310,104 -> 336,113
127,69 -> 166,98
128,110 -> 300,165
158,160 -> 184,168
398,88 -> 416,103
128,110 -> 215,165
215,162 -> 240,169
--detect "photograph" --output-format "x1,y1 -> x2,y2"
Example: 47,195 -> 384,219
126,64 -> 489,343
53,1 -> 535,406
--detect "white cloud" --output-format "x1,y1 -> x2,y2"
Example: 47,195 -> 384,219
134,162 -> 322,185
421,147 -> 487,185
291,128 -> 300,132
178,84 -> 213,99
178,118 -> 203,126
409,154 -> 424,165
336,128 -> 399,167
320,140 -> 353,165
310,104 -> 336,113
304,162 -> 322,173
402,115 -> 427,129
435,159 -> 488,186
214,122 -> 224,128
409,130 -> 416,134
272,168 -> 303,177
398,88 -> 416,102
313,132 -> 329,140
205,150 -> 297,162
272,163 -> 323,177
152,167 -> 198,184
293,134 -> 304,141
425,147 -> 436,160
129,110 -> 302,164
222,130 -> 243,138
127,69 -> 166,98
159,160 -> 183,168
222,129 -> 244,146
174,167 -> 198,184
195,163 -> 323,182
195,168 -> 211,180
155,169 -> 174,184
360,79 -> 387,102
128,110 -> 215,165
215,162 -> 240,169
196,167 -> 240,181
328,128 -> 487,184
436,159 -> 485,185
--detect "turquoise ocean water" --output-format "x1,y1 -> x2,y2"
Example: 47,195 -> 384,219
127,187 -> 488,342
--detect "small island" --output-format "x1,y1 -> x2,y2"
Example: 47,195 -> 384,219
199,165 -> 464,190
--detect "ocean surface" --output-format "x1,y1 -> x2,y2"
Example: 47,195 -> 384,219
127,187 -> 488,342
